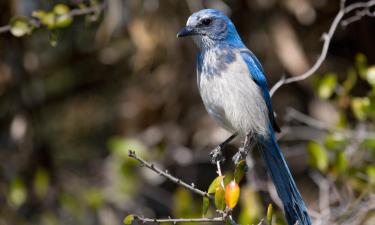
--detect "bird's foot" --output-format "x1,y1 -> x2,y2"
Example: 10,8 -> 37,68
209,146 -> 225,164
232,147 -> 248,165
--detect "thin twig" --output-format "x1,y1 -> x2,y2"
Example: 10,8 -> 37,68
0,2 -> 106,34
133,215 -> 225,224
270,0 -> 375,96
128,150 -> 212,199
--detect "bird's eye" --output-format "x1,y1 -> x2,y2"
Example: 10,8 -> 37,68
201,18 -> 212,26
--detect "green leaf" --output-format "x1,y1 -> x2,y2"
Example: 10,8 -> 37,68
334,151 -> 348,174
366,66 -> 375,86
351,97 -> 370,120
9,177 -> 27,207
53,4 -> 73,28
202,196 -> 209,217
208,176 -> 224,194
123,214 -> 134,225
307,141 -> 329,172
317,73 -> 337,99
234,160 -> 247,183
214,186 -> 225,211
33,167 -> 49,197
324,133 -> 347,150
355,53 -> 367,78
366,166 -> 375,184
342,68 -> 357,93
267,204 -> 273,225
10,16 -> 31,37
40,12 -> 56,29
32,10 -> 47,19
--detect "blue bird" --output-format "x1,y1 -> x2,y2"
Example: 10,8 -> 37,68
177,9 -> 311,225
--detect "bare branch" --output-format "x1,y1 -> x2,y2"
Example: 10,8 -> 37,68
133,215 -> 225,224
270,0 -> 375,96
0,2 -> 106,34
128,150 -> 212,199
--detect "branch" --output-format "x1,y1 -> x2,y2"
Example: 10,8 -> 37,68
0,2 -> 106,34
270,0 -> 375,96
133,215 -> 225,224
128,150 -> 212,199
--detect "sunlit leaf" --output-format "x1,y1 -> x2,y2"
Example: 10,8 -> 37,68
324,133 -> 347,150
334,151 -> 348,174
366,166 -> 375,184
317,73 -> 337,99
307,141 -> 329,172
40,12 -> 56,29
267,204 -> 273,225
225,180 -> 240,209
123,214 -> 134,225
365,66 -> 375,86
234,160 -> 247,183
208,176 -> 224,194
214,186 -> 225,210
202,197 -> 209,217
53,4 -> 73,28
32,10 -> 47,20
10,16 -> 31,37
9,177 -> 27,207
351,97 -> 370,121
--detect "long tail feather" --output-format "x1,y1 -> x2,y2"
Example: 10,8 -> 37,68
258,133 -> 311,225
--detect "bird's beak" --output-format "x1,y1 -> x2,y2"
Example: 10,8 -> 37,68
176,26 -> 196,37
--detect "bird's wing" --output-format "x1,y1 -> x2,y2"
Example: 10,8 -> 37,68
239,49 -> 281,132
196,52 -> 203,89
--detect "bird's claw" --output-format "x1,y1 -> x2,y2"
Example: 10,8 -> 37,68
232,147 -> 248,165
209,146 -> 225,164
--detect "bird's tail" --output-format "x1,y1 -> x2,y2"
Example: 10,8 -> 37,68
258,132 -> 311,225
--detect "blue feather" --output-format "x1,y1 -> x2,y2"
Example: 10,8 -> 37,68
259,129 -> 311,225
240,50 -> 280,132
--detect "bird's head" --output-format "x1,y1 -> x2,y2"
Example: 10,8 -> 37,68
177,9 -> 243,50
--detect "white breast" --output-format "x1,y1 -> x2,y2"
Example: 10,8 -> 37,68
198,51 -> 270,137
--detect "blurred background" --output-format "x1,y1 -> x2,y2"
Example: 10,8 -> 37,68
0,0 -> 374,225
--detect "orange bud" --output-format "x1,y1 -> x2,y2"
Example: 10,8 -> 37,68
225,180 -> 240,209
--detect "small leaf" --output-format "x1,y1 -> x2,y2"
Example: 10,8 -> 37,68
32,10 -> 47,19
267,204 -> 273,225
202,197 -> 210,217
317,73 -> 337,99
53,4 -> 73,28
234,160 -> 247,183
9,177 -> 27,207
351,97 -> 370,121
366,166 -> 375,184
208,176 -> 224,194
225,180 -> 240,209
366,66 -> 375,86
40,12 -> 56,29
10,16 -> 31,37
334,151 -> 348,174
215,186 -> 225,210
342,68 -> 357,93
355,53 -> 367,78
307,141 -> 328,172
123,214 -> 134,225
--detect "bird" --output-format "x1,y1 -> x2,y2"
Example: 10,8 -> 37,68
177,9 -> 311,225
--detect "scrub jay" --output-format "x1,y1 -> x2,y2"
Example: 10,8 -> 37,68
177,9 -> 311,225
